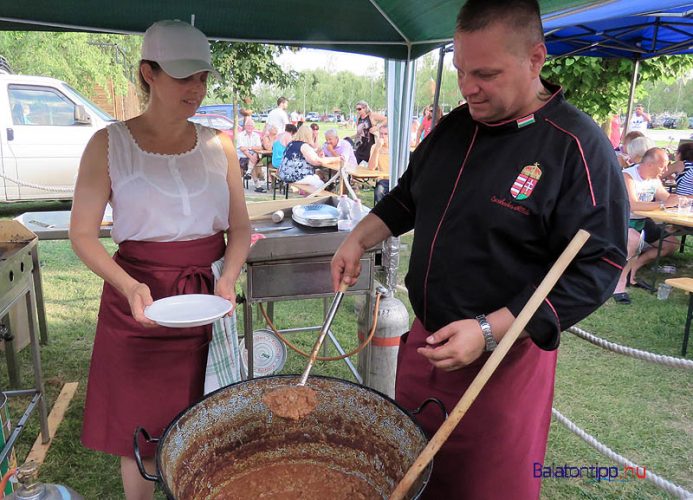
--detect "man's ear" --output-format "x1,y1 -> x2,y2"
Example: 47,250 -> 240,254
529,42 -> 547,77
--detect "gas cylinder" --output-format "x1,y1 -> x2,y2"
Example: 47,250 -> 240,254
357,286 -> 409,398
5,462 -> 83,500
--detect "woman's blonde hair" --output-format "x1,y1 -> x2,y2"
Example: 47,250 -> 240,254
295,124 -> 313,143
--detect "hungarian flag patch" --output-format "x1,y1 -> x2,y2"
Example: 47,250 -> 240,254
510,163 -> 542,200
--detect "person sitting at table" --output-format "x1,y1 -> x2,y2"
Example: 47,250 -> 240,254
261,124 -> 278,152
616,131 -> 645,168
278,124 -> 340,190
322,129 -> 357,170
662,142 -> 693,195
613,148 -> 679,304
624,136 -> 655,166
237,118 -> 265,192
271,123 -> 297,168
368,124 -> 390,204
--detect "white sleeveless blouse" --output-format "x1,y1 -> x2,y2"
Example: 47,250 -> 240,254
107,122 -> 230,243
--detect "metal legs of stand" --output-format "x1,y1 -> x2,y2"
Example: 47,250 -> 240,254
682,293 -> 691,357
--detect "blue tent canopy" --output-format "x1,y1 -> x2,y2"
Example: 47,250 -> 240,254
543,0 -> 693,59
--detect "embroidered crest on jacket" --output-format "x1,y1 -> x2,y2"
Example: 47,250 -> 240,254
510,163 -> 542,200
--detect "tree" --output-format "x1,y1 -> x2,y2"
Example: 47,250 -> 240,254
0,31 -> 139,98
209,42 -> 296,133
542,55 -> 693,123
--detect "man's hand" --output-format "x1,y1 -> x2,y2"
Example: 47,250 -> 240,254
331,237 -> 364,290
417,319 -> 486,371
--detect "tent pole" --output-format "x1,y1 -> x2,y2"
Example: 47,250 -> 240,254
432,45 -> 446,128
623,58 -> 640,137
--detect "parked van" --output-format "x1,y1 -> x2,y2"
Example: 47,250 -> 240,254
0,74 -> 115,202
197,104 -> 238,121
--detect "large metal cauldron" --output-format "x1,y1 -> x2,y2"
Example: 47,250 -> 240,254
135,375 -> 431,499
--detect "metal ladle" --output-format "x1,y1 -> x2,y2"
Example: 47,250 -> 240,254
263,281 -> 349,420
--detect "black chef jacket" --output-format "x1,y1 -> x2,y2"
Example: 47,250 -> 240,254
372,82 -> 628,350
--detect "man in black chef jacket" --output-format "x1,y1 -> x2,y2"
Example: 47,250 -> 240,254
331,0 -> 628,498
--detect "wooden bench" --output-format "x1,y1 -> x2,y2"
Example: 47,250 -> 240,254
664,277 -> 693,356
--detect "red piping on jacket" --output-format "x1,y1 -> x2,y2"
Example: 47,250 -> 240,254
422,126 -> 479,326
601,256 -> 623,270
545,118 -> 597,207
544,296 -> 561,332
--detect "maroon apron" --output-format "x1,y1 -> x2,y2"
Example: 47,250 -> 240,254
81,233 -> 225,458
396,318 -> 557,500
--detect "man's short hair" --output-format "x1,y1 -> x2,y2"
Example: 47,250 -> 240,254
456,0 -> 544,45
285,124 -> 297,134
325,129 -> 338,138
277,97 -> 287,106
641,147 -> 664,164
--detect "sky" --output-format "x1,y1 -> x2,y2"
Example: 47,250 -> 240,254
275,48 -> 386,76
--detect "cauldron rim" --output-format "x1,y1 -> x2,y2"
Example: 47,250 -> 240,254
153,374 -> 432,499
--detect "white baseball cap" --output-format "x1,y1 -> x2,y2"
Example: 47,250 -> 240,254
142,20 -> 220,79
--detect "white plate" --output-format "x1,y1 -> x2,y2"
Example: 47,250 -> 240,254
144,294 -> 233,328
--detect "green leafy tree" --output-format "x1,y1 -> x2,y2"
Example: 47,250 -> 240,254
0,31 -> 139,98
542,55 -> 693,123
209,42 -> 296,133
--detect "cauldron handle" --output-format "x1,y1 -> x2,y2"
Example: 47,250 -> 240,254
411,398 -> 448,419
134,427 -> 160,482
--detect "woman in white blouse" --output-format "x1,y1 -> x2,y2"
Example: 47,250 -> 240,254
69,20 -> 250,499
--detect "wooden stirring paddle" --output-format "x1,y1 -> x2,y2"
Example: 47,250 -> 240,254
263,282 -> 350,420
390,229 -> 591,500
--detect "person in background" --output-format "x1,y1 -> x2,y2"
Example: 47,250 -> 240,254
612,148 -> 678,304
322,129 -> 357,170
331,0 -> 627,496
278,124 -> 341,189
608,114 -> 621,149
70,20 -> 251,499
410,116 -> 420,148
627,136 -> 656,165
290,110 -> 300,125
616,130 -> 645,168
663,142 -> 693,195
353,100 -> 387,164
261,124 -> 278,151
629,104 -> 651,134
368,123 -> 390,204
237,118 -> 265,192
265,97 -> 290,135
416,104 -> 443,146
272,123 -> 297,168
310,123 -> 320,149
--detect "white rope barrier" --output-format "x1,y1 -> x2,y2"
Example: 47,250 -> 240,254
552,408 -> 692,499
0,172 -> 74,192
567,326 -> 693,370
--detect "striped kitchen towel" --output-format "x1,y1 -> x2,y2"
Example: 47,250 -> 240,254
204,257 -> 242,395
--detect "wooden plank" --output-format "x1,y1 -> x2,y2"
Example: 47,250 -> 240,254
247,196 -> 333,220
23,382 -> 78,466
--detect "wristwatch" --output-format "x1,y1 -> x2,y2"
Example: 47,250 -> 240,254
475,314 -> 498,352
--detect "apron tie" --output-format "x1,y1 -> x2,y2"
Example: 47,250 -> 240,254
172,266 -> 214,296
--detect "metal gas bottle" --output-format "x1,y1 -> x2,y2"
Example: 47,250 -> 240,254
357,287 -> 409,398
5,462 -> 83,500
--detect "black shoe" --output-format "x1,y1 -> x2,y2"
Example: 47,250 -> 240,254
632,280 -> 655,292
613,292 -> 631,305
254,186 -> 267,193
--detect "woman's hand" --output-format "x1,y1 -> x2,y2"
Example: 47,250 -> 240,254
125,282 -> 158,327
215,274 -> 238,315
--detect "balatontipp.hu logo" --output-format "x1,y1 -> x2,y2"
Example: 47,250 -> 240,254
534,463 -> 647,482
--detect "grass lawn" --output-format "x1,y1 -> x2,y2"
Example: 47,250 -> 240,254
0,194 -> 691,499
